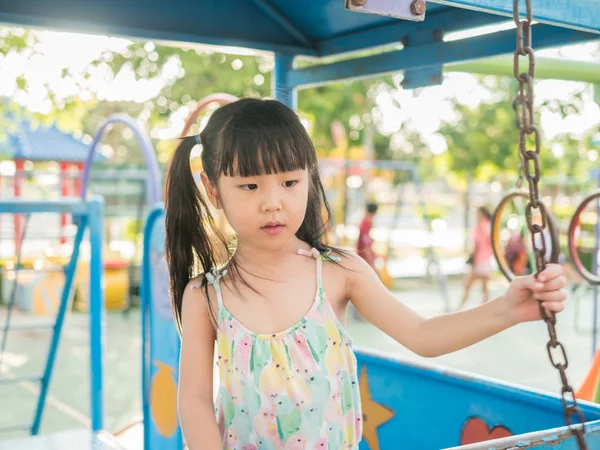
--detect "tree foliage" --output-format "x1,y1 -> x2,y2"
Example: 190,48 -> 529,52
0,26 -> 598,187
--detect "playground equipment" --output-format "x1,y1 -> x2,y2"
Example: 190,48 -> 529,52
0,119 -> 154,313
1,0 -> 600,449
492,189 -> 561,281
0,115 -> 160,448
0,198 -> 106,439
0,120 -> 106,254
569,194 -> 600,285
180,93 -> 239,137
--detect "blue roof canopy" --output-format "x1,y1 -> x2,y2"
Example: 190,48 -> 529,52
0,1 -> 597,58
0,122 -> 105,163
0,1 -> 596,95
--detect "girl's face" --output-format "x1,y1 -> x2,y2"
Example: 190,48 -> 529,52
203,169 -> 310,251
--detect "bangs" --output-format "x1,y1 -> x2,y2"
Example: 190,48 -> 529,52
216,102 -> 317,177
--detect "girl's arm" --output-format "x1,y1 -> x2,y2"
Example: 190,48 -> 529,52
178,282 -> 222,449
344,254 -> 566,357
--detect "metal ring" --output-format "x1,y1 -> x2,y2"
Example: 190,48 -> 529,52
568,189 -> 600,285
492,189 -> 560,281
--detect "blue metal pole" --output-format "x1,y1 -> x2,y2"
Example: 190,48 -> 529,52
88,197 -> 105,432
30,215 -> 86,434
273,54 -> 297,110
141,205 -> 164,450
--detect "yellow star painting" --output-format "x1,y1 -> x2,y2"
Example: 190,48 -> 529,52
359,365 -> 395,450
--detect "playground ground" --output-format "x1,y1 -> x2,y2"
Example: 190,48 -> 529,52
0,275 -> 597,447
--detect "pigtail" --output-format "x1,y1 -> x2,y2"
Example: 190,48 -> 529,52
164,135 -> 221,333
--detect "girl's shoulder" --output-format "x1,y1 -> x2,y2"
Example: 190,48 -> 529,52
183,273 -> 220,313
180,273 -> 219,337
187,273 -> 207,290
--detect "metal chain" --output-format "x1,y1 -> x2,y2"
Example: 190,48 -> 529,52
512,1 -> 587,448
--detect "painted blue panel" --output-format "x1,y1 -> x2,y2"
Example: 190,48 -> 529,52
354,349 -> 600,449
431,0 -> 600,34
142,205 -> 183,450
289,24 -> 599,88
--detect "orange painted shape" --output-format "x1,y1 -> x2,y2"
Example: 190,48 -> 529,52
576,350 -> 600,402
150,361 -> 179,438
461,417 -> 512,445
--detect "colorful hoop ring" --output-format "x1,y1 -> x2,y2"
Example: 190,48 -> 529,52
568,189 -> 600,285
491,189 -> 560,281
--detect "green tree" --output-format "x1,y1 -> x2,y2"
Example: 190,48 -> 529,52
437,76 -> 595,185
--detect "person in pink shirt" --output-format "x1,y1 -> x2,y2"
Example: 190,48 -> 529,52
356,202 -> 378,270
459,206 -> 494,309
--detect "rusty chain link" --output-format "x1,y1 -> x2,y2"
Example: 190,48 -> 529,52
512,1 -> 587,448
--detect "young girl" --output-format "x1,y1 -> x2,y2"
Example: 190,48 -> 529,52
164,98 -> 567,450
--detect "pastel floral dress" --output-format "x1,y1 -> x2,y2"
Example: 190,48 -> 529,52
195,248 -> 362,449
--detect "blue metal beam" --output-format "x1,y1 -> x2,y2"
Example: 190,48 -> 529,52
430,0 -> 600,34
399,14 -> 444,90
31,215 -> 88,435
402,66 -> 443,89
0,198 -> 92,214
247,0 -> 313,49
289,24 -> 599,88
318,8 -> 508,56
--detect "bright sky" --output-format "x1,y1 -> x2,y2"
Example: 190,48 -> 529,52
0,23 -> 598,156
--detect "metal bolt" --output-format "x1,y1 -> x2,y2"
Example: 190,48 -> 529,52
410,0 -> 426,15
430,75 -> 441,84
351,0 -> 367,6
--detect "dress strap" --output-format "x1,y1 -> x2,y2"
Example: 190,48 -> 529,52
297,248 -> 324,292
192,267 -> 227,309
296,247 -> 341,263
297,247 -> 321,259
297,247 -> 341,291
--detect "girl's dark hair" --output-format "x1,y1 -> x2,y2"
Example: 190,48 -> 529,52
164,98 -> 336,332
478,206 -> 492,221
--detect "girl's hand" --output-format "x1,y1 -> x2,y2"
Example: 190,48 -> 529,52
502,263 -> 567,324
